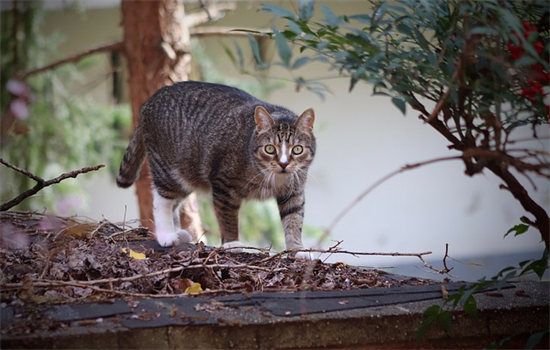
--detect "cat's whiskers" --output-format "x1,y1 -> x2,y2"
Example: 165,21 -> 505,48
244,167 -> 270,189
256,169 -> 273,200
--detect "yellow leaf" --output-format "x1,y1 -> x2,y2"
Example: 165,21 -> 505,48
184,282 -> 203,295
66,223 -> 96,239
121,247 -> 146,260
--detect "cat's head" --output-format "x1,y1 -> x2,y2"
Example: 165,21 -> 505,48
252,105 -> 316,184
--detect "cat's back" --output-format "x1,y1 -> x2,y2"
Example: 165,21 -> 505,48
140,81 -> 259,126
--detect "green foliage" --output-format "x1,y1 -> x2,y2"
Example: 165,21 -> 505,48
417,246 -> 548,344
257,0 -> 548,128
1,3 -> 131,213
191,39 -> 282,98
504,216 -> 531,238
416,305 -> 452,342
199,197 -> 284,249
417,218 -> 548,344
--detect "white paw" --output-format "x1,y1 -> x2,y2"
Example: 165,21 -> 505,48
176,229 -> 193,244
222,240 -> 245,253
294,251 -> 313,260
156,230 -> 192,247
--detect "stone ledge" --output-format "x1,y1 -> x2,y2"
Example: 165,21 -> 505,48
1,281 -> 548,349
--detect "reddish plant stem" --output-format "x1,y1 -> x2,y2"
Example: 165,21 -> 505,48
487,163 -> 549,251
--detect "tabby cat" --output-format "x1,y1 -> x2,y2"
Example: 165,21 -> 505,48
117,81 -> 316,259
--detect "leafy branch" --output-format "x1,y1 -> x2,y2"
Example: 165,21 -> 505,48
0,158 -> 104,211
239,0 -> 549,251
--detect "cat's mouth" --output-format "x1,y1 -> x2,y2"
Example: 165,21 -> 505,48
276,166 -> 292,175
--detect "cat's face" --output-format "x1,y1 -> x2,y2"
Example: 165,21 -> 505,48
253,106 -> 315,186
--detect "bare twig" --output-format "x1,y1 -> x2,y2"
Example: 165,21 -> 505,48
319,155 -> 462,245
259,246 -> 432,263
0,159 -> 105,211
426,68 -> 459,122
183,2 -> 237,28
1,262 -> 285,291
442,243 -> 452,273
16,41 -> 123,80
191,26 -> 271,38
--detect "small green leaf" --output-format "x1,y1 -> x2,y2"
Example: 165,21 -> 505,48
416,305 -> 453,343
526,330 -> 549,349
262,4 -> 295,20
396,22 -> 414,37
391,97 -> 406,115
226,39 -> 244,71
519,250 -> 548,279
222,44 -> 236,65
247,34 -> 267,70
462,295 -> 478,319
273,28 -> 293,67
504,223 -> 529,238
513,55 -> 536,67
520,216 -> 531,224
299,0 -> 315,21
291,56 -> 310,70
438,310 -> 453,333
321,4 -> 342,27
469,27 -> 498,36
416,305 -> 442,342
286,21 -> 303,35
348,14 -> 371,24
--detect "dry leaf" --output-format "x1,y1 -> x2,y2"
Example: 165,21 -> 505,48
121,247 -> 146,260
66,223 -> 96,239
441,285 -> 448,300
185,282 -> 203,295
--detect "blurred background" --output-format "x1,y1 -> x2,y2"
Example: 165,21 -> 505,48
1,0 -> 548,281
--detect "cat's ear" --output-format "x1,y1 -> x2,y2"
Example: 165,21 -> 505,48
254,106 -> 275,133
296,108 -> 315,132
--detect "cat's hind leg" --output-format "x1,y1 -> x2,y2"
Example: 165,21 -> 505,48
153,189 -> 192,247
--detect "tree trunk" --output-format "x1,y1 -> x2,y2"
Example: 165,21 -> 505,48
120,0 -> 203,241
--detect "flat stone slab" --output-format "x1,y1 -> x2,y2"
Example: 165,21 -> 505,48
2,280 -> 547,349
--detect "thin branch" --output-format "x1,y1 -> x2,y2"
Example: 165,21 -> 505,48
191,26 -> 271,38
426,68 -> 459,122
319,155 -> 463,244
16,41 -> 123,80
259,247 -> 433,264
198,0 -> 213,21
1,263 -> 285,290
442,243 -> 452,274
183,2 -> 237,28
0,159 -> 105,211
0,158 -> 43,182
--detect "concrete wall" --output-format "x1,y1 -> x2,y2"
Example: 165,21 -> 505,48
38,1 -> 549,273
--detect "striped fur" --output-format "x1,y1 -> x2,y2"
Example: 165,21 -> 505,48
117,81 -> 316,253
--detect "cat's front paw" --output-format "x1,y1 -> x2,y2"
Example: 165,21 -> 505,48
222,240 -> 245,253
156,230 -> 192,247
294,251 -> 313,260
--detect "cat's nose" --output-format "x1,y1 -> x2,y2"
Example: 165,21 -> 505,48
279,161 -> 289,170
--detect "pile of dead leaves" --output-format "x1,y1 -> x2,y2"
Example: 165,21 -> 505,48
1,211 -> 432,305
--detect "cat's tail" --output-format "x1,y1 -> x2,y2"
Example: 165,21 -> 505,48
116,125 -> 146,188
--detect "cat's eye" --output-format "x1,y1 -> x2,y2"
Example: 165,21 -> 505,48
264,145 -> 276,155
292,145 -> 304,155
